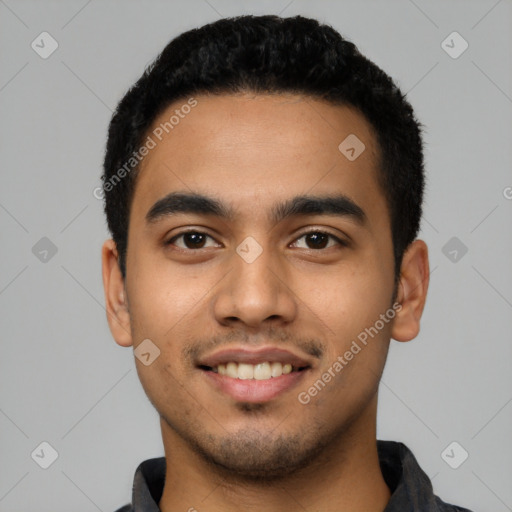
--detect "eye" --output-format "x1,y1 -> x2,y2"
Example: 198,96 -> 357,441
165,229 -> 347,251
290,230 -> 347,250
166,231 -> 220,250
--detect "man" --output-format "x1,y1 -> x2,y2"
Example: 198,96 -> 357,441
101,14 -> 474,512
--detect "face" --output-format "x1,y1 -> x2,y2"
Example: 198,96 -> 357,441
103,93 -> 427,479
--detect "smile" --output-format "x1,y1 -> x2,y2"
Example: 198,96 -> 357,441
204,361 -> 306,380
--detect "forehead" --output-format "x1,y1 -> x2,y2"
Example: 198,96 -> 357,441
131,93 -> 386,228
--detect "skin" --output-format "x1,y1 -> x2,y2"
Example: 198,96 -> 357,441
102,93 -> 429,512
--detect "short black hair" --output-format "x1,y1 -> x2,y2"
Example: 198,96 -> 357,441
102,14 -> 424,281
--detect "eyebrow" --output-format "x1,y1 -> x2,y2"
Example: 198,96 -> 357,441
145,191 -> 367,226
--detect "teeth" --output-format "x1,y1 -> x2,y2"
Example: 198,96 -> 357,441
213,361 -> 297,380
254,362 -> 271,380
226,362 -> 237,378
238,363 -> 254,380
271,361 -> 283,377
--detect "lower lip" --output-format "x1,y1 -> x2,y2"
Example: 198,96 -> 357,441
200,368 -> 309,403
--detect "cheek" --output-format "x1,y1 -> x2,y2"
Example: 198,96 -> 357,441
126,251 -> 216,339
299,263 -> 394,400
296,262 -> 393,339
134,355 -> 202,429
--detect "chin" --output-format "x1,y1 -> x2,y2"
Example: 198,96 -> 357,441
190,428 -> 332,481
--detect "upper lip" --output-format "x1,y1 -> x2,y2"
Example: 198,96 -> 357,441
197,346 -> 314,369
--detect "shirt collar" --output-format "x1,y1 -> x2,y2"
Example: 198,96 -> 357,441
121,440 -> 470,512
378,440 -> 443,510
130,456 -> 165,512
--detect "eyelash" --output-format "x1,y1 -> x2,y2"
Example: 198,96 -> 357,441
165,229 -> 348,251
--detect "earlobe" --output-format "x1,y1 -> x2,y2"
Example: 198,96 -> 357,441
391,239 -> 430,343
101,239 -> 133,347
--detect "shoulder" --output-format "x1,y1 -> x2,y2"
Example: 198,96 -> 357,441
378,440 -> 476,512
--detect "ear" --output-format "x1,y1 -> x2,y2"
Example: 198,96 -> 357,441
101,239 -> 133,347
391,239 -> 429,342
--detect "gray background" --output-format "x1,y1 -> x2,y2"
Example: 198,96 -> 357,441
1,0 -> 511,510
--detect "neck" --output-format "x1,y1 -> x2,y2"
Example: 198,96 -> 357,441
158,397 -> 390,512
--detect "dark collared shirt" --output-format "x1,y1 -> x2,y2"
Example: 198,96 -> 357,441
114,440 -> 474,512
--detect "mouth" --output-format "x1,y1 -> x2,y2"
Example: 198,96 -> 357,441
196,347 -> 313,403
199,361 -> 309,380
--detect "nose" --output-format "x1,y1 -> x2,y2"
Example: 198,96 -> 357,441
212,241 -> 298,329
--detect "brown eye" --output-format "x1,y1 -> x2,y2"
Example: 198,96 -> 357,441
167,231 -> 218,250
305,232 -> 329,249
291,231 -> 346,250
